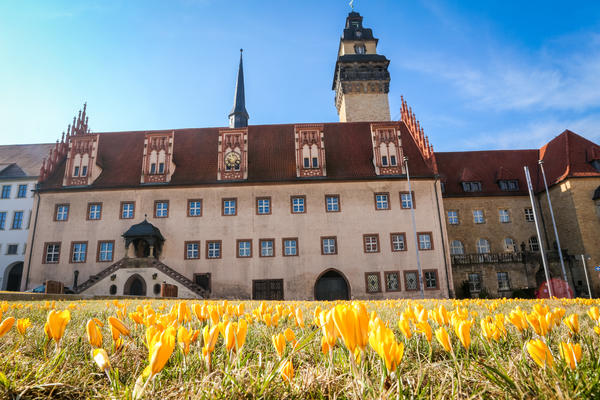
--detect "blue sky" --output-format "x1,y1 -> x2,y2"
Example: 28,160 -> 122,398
1,0 -> 599,151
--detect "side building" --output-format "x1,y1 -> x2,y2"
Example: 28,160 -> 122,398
437,131 -> 600,298
0,144 -> 53,291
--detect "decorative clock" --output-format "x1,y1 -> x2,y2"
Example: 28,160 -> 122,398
225,151 -> 241,169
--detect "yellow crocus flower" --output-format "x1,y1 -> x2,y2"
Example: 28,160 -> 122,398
86,319 -> 103,348
526,339 -> 553,368
0,317 -> 15,338
435,327 -> 452,353
559,342 -> 582,370
563,313 -> 579,335
16,318 -> 31,336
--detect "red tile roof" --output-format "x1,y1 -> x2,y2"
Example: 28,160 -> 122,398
39,121 -> 437,190
437,130 -> 600,197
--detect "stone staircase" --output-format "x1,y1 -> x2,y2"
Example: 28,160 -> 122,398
75,257 -> 209,298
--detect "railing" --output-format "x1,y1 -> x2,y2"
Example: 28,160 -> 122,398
451,252 -> 524,265
340,71 -> 390,81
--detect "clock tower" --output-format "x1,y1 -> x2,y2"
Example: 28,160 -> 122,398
332,12 -> 391,122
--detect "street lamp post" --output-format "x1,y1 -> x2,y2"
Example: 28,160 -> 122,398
581,254 -> 592,299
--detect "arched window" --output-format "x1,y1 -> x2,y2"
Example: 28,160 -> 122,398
528,236 -> 539,252
450,240 -> 464,255
476,239 -> 490,254
149,150 -> 158,174
354,44 -> 366,54
503,238 -> 516,252
72,154 -> 81,176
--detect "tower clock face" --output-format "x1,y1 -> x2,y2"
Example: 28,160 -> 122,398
225,151 -> 241,169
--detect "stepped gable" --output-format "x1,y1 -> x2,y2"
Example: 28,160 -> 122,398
436,149 -> 539,197
400,97 -> 437,174
37,121 -> 437,191
539,130 -> 600,186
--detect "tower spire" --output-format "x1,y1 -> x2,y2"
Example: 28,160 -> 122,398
229,49 -> 249,128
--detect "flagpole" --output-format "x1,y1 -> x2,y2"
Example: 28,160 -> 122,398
404,156 -> 425,299
538,159 -> 570,297
524,166 -> 553,298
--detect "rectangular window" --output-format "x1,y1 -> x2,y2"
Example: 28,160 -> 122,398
188,199 -> 202,217
0,212 -> 5,230
499,209 -> 510,223
321,236 -> 337,255
150,163 -> 156,174
468,273 -> 482,292
447,210 -> 459,225
71,242 -> 87,263
390,155 -> 397,166
260,239 -> 275,257
237,239 -> 252,257
374,193 -> 390,210
97,241 -> 114,262
497,272 -> 510,291
282,238 -> 298,256
291,195 -> 306,213
17,184 -> 27,198
363,234 -> 379,253
382,155 -> 388,166
121,202 -> 135,219
87,203 -> 102,220
312,157 -> 318,168
473,209 -> 485,224
462,181 -> 482,192
385,271 -> 400,292
256,197 -> 271,215
81,165 -> 87,176
206,241 -> 221,259
325,194 -> 340,212
418,232 -> 433,250
404,270 -> 419,291
11,211 -> 23,229
303,158 -> 310,168
55,204 -> 69,221
185,241 -> 200,259
155,200 -> 169,218
222,198 -> 237,216
158,162 -> 165,174
74,166 -> 80,177
44,242 -> 61,264
390,233 -> 406,252
252,279 -> 284,300
524,208 -> 534,222
365,272 -> 381,293
400,192 -> 415,209
499,180 -> 519,191
1,185 -> 10,199
424,270 -> 438,289
7,244 -> 18,255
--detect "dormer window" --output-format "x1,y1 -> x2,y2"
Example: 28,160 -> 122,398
498,180 -> 519,191
63,134 -> 101,187
295,125 -> 326,177
371,124 -> 403,176
141,132 -> 175,183
462,181 -> 482,192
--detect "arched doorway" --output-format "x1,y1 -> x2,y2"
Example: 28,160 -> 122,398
314,269 -> 350,301
4,262 -> 23,292
124,274 -> 147,296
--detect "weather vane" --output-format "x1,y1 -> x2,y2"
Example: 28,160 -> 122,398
349,0 -> 354,10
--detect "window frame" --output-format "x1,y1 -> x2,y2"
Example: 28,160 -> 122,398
120,201 -> 135,220
417,231 -> 434,250
403,270 -> 420,292
11,211 -> 24,230
86,202 -> 103,221
6,244 -> 18,255
450,240 -> 465,255
321,236 -> 338,255
324,194 -> 341,213
390,232 -> 407,252
384,271 -> 401,292
468,273 -> 482,293
0,212 -> 6,230
472,209 -> 485,224
17,184 -> 27,198
187,199 -> 203,217
1,185 -> 11,199
236,239 -> 253,258
282,237 -> 299,257
70,241 -> 88,263
524,208 -> 534,222
399,191 -> 416,209
447,210 -> 459,225
290,195 -> 306,214
363,234 -> 380,253
43,242 -> 61,264
96,240 -> 115,262
365,271 -> 382,293
222,198 -> 238,216
206,240 -> 222,259
423,269 -> 439,290
259,238 -> 275,258
255,197 -> 272,215
497,272 -> 510,291
374,192 -> 391,210
498,209 -> 511,223
53,204 -> 70,222
476,238 -> 491,254
184,240 -> 201,260
154,200 -> 169,218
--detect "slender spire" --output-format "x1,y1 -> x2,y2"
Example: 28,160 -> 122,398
229,49 -> 249,128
